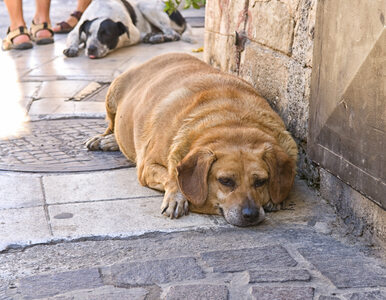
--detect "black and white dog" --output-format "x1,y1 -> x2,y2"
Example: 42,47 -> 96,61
63,0 -> 194,59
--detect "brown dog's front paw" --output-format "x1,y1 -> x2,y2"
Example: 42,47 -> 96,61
161,191 -> 189,219
263,201 -> 283,212
85,134 -> 119,151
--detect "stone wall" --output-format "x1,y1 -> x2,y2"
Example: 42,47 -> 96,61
204,0 -> 386,248
204,0 -> 318,183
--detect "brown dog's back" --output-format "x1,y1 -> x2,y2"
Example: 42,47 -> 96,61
109,53 -> 293,169
87,53 -> 298,223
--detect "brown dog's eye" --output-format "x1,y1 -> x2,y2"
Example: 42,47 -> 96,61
254,178 -> 268,188
218,177 -> 235,188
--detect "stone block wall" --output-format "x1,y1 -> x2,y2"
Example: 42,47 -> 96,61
204,0 -> 318,182
204,0 -> 386,249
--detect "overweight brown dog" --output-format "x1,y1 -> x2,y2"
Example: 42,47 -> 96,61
86,53 -> 298,226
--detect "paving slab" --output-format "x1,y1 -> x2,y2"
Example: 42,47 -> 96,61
21,27 -> 203,82
250,286 -> 315,300
201,245 -> 298,272
15,268 -> 103,299
102,257 -> 205,286
16,82 -> 42,100
344,290 -> 386,300
82,84 -> 109,102
0,48 -> 55,76
298,245 -> 386,288
0,69 -> 31,139
248,269 -> 311,283
43,168 -> 159,204
48,197 -> 225,239
0,174 -> 43,209
28,98 -> 106,120
36,80 -> 92,99
319,296 -> 341,300
24,55 -> 126,82
47,286 -> 148,300
0,206 -> 51,251
164,284 -> 229,300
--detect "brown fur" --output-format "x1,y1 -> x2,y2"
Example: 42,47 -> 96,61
86,53 -> 298,226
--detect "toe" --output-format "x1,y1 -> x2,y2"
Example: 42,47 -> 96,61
85,135 -> 102,150
165,201 -> 177,219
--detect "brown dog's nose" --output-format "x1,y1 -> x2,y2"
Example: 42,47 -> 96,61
241,206 -> 259,221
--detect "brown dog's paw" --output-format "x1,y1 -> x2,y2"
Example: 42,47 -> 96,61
263,201 -> 283,212
161,191 -> 189,219
85,134 -> 119,151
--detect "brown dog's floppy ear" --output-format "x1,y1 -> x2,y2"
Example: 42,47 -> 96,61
264,143 -> 296,204
177,149 -> 216,207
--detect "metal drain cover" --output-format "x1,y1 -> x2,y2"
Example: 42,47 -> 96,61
0,119 -> 134,173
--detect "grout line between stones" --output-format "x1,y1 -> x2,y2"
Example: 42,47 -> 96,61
284,243 -> 339,296
46,194 -> 163,207
39,176 -> 53,236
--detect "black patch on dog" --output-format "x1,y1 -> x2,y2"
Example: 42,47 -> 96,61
120,0 -> 137,25
97,19 -> 129,49
79,18 -> 98,40
168,10 -> 186,27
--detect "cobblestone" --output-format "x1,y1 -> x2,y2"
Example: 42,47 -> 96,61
298,245 -> 386,288
318,296 -> 341,300
201,245 -> 297,272
1,228 -> 385,299
248,269 -> 311,283
250,286 -> 314,300
164,284 -> 228,300
48,286 -> 148,300
102,257 -> 205,287
346,290 -> 386,300
14,268 -> 103,299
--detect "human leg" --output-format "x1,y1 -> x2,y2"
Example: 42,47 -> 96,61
53,0 -> 92,33
3,0 -> 31,48
32,0 -> 53,41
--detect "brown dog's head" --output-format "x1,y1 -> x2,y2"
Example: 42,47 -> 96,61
176,142 -> 296,227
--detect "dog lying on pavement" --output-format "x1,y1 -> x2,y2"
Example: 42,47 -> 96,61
64,0 -> 194,59
86,53 -> 298,227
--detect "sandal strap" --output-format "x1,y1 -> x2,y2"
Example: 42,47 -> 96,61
2,26 -> 31,50
30,21 -> 54,38
56,21 -> 73,31
5,26 -> 30,43
70,11 -> 83,21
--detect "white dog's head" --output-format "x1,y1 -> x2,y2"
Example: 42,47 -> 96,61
79,18 -> 130,58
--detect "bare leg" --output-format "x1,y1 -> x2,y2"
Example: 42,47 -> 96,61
33,0 -> 52,39
3,0 -> 30,45
53,0 -> 91,32
85,85 -> 119,151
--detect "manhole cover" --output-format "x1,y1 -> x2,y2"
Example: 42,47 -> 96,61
0,119 -> 134,173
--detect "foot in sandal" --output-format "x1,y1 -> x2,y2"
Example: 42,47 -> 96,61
53,11 -> 82,34
30,21 -> 54,45
2,26 -> 33,51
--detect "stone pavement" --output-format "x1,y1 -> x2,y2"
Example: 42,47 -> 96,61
0,1 -> 385,299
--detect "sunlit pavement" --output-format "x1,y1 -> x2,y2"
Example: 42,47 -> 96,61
0,0 -> 210,251
0,1 -> 385,299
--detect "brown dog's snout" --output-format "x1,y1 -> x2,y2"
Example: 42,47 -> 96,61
241,205 -> 259,222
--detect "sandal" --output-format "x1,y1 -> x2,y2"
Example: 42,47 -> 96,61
53,11 -> 83,34
2,26 -> 33,51
30,21 -> 54,45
